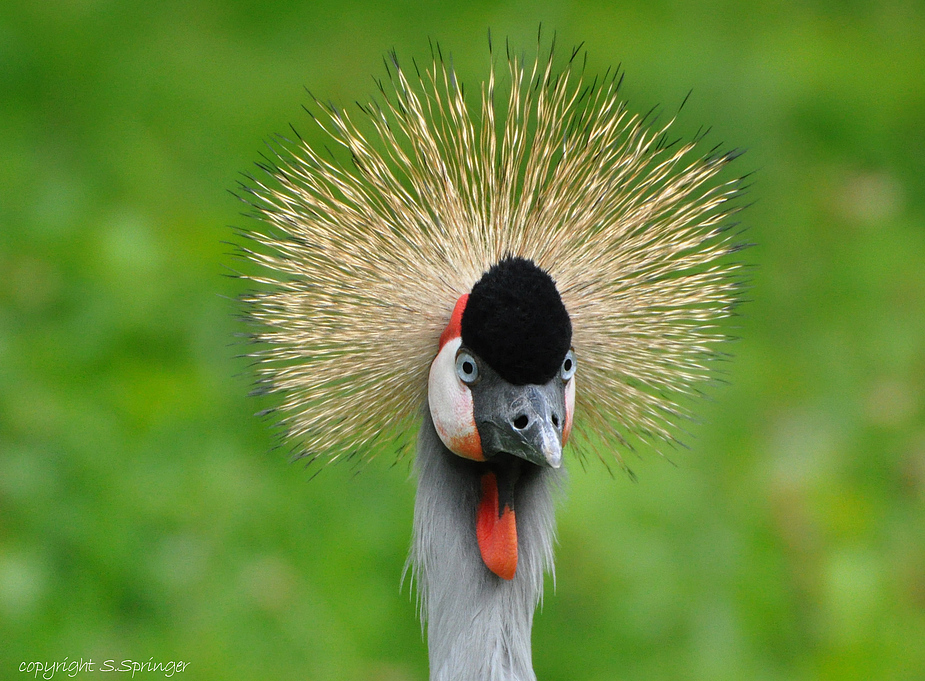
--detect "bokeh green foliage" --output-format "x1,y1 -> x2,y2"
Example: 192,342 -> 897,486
1,2 -> 923,680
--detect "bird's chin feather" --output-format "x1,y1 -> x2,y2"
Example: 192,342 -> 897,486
408,410 -> 564,681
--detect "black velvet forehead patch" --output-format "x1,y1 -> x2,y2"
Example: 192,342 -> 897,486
461,256 -> 572,385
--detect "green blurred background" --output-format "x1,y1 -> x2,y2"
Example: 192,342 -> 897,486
2,1 -> 923,679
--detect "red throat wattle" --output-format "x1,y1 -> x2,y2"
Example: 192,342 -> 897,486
476,472 -> 518,580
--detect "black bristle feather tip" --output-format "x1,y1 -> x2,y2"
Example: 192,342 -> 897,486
461,256 -> 572,385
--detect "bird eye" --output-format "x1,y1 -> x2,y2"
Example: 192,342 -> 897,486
455,351 -> 480,385
560,350 -> 576,382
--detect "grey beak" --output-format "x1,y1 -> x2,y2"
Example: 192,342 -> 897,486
474,381 -> 565,469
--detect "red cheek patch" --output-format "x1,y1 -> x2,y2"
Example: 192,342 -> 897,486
562,376 -> 576,445
428,335 -> 484,461
447,429 -> 485,462
439,294 -> 468,350
476,472 -> 518,580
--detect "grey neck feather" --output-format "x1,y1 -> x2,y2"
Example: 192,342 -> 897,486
408,411 -> 563,681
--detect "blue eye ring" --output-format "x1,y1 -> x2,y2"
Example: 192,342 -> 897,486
455,350 -> 480,385
560,349 -> 576,382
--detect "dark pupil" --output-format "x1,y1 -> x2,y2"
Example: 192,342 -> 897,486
564,359 -> 572,372
462,361 -> 474,375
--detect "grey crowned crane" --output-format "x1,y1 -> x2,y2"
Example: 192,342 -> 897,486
238,39 -> 745,681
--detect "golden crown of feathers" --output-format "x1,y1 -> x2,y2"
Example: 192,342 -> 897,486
236,37 -> 748,475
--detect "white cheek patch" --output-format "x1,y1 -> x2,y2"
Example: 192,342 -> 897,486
563,376 -> 576,445
428,337 -> 483,460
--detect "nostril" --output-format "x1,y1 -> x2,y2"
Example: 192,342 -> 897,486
513,414 -> 529,430
551,413 -> 560,428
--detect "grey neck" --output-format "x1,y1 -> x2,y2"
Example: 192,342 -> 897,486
408,411 -> 563,681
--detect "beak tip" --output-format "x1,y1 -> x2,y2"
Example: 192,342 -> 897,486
544,443 -> 563,469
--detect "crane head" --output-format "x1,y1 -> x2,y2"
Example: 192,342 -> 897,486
427,256 -> 574,579
238,39 -> 747,677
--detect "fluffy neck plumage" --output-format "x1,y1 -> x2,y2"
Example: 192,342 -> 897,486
409,411 -> 562,681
